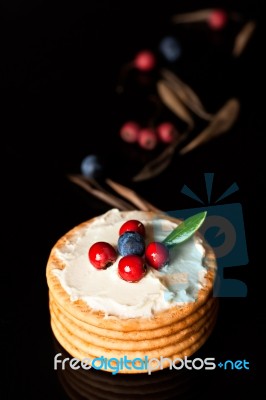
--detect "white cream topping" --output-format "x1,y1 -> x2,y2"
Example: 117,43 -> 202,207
53,209 -> 207,318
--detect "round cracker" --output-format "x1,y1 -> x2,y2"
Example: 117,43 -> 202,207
47,209 -> 218,374
50,295 -> 218,351
46,211 -> 217,331
51,305 -> 218,373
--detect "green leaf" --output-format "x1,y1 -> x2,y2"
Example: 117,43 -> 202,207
163,211 -> 207,248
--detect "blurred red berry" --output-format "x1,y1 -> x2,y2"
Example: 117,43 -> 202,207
134,50 -> 156,71
156,122 -> 179,143
120,121 -> 140,143
208,9 -> 228,30
138,128 -> 158,150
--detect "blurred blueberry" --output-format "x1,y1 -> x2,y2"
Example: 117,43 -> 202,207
118,231 -> 145,256
80,154 -> 103,178
159,36 -> 181,62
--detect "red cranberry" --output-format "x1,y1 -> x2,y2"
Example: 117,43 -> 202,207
118,255 -> 146,282
119,220 -> 145,237
145,242 -> 169,270
88,242 -> 117,269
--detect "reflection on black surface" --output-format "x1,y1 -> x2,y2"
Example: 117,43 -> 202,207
53,336 -> 211,400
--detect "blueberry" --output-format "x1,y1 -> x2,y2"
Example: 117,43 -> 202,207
118,231 -> 145,256
159,36 -> 181,62
80,155 -> 103,178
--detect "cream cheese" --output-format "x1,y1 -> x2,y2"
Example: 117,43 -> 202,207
53,209 -> 207,318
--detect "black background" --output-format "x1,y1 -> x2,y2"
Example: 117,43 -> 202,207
2,0 -> 265,398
